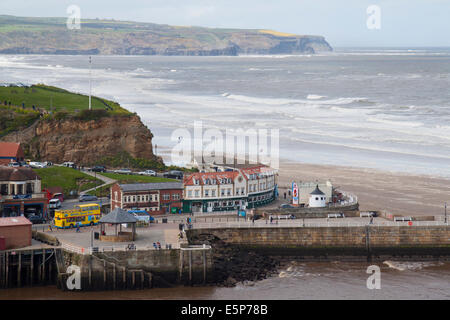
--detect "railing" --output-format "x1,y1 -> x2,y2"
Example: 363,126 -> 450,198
191,219 -> 449,229
60,240 -> 181,256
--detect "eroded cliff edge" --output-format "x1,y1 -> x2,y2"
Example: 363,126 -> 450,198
1,114 -> 163,166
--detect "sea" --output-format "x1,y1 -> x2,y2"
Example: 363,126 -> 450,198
0,48 -> 450,299
0,48 -> 450,176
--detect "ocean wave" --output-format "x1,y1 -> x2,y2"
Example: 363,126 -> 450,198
383,260 -> 443,271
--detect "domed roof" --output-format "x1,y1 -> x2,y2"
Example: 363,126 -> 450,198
310,185 -> 325,195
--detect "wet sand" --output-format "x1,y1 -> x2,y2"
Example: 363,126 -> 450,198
278,161 -> 450,216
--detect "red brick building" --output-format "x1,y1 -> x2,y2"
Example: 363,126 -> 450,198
0,216 -> 32,249
0,166 -> 48,219
110,182 -> 184,215
0,142 -> 25,165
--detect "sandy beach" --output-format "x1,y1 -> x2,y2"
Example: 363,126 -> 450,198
278,161 -> 450,217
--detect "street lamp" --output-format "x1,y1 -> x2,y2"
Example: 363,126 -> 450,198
445,202 -> 447,224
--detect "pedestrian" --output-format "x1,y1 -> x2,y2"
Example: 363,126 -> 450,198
370,216 -> 374,225
76,223 -> 80,233
270,216 -> 273,224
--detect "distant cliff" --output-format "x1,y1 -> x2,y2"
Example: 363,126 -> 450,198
0,15 -> 332,56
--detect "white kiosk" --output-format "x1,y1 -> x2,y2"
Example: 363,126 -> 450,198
309,185 -> 327,208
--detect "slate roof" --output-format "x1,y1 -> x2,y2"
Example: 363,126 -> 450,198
99,207 -> 138,224
310,185 -> 325,195
119,182 -> 183,193
0,166 -> 40,181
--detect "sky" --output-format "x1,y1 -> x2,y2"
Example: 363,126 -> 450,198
1,0 -> 450,47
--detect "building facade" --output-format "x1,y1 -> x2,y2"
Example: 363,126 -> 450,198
110,182 -> 184,215
183,165 -> 278,213
0,166 -> 48,218
0,142 -> 25,165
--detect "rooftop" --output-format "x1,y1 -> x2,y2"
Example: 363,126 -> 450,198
0,142 -> 22,157
119,182 -> 183,193
0,216 -> 32,227
99,207 -> 138,224
0,166 -> 40,181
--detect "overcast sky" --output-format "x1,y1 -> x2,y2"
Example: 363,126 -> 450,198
1,0 -> 450,47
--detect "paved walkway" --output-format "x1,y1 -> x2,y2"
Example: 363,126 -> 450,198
43,222 -> 181,251
79,171 -> 117,195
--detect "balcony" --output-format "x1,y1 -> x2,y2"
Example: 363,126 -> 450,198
1,192 -> 46,200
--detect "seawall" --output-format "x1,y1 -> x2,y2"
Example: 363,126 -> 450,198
187,226 -> 450,261
60,247 -> 213,291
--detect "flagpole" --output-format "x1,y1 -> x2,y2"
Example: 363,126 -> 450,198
89,56 -> 92,110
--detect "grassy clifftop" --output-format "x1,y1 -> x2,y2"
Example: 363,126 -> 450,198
0,15 -> 332,55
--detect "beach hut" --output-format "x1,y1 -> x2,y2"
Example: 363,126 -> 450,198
99,207 -> 138,242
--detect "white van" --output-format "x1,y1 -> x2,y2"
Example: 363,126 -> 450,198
48,198 -> 61,209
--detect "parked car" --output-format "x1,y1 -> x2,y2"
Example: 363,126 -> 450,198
114,168 -> 132,175
48,198 -> 62,209
8,162 -> 21,167
79,194 -> 98,202
90,166 -> 106,173
44,161 -> 53,167
138,169 -> 156,176
29,161 -> 47,169
62,162 -> 76,168
28,215 -> 46,225
19,161 -> 30,168
52,193 -> 64,202
280,204 -> 295,209
163,170 -> 183,179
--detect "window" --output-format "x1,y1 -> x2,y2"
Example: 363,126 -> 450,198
195,190 -> 199,198
173,193 -> 180,200
0,184 -> 8,195
137,196 -> 141,202
212,190 -> 216,197
188,190 -> 193,198
205,190 -> 209,197
163,194 -> 170,201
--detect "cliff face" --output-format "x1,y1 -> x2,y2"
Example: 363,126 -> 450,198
0,15 -> 332,56
1,115 -> 162,166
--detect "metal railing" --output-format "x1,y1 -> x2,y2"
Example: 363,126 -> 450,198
191,219 -> 449,229
60,240 -> 181,256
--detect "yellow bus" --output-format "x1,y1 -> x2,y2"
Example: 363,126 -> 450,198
54,203 -> 101,229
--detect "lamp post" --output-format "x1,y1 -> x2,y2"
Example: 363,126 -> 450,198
445,202 -> 447,224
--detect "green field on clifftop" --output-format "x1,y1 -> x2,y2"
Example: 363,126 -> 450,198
0,84 -> 129,114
